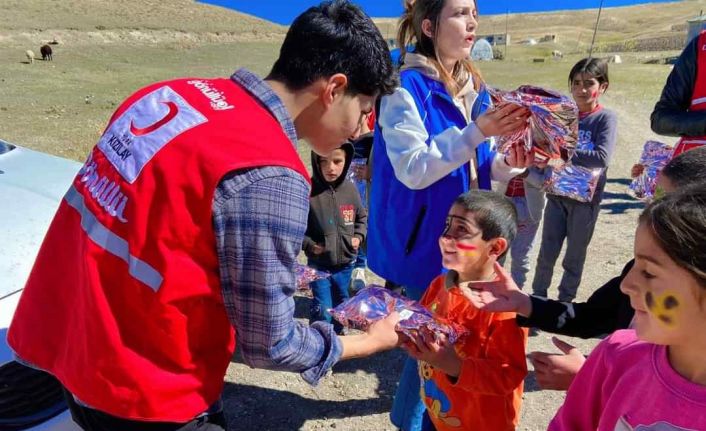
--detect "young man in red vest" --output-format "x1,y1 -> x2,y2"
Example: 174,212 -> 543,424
8,1 -> 399,430
651,30 -> 706,156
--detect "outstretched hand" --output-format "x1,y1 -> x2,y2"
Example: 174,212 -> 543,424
529,337 -> 586,391
459,262 -> 532,317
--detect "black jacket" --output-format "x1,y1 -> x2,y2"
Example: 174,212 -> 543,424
651,36 -> 706,137
516,260 -> 635,338
303,143 -> 367,269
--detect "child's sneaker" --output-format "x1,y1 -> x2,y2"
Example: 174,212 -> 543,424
350,268 -> 367,294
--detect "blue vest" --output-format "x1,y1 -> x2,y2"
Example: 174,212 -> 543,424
367,69 -> 494,297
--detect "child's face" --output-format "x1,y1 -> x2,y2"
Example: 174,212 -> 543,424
438,205 -> 504,280
620,223 -> 706,346
318,149 -> 346,183
570,72 -> 607,112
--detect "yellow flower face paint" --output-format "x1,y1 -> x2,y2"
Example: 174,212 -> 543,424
645,290 -> 680,327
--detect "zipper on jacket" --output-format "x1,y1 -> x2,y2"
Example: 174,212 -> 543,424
404,205 -> 427,255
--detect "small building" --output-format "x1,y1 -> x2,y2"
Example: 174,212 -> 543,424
478,33 -> 510,46
687,14 -> 706,45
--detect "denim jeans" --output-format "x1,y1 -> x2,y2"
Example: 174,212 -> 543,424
309,264 -> 354,334
354,246 -> 367,269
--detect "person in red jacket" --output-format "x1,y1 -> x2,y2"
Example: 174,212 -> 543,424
8,2 -> 401,430
651,30 -> 706,156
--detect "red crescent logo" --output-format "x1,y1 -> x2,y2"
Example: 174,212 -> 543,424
129,101 -> 179,136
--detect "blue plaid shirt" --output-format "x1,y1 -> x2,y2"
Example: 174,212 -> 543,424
212,69 -> 342,385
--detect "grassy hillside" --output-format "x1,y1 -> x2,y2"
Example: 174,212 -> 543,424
375,0 -> 706,55
0,0 -> 286,46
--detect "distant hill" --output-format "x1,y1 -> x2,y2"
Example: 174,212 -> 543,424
374,0 -> 705,54
0,0 -> 286,46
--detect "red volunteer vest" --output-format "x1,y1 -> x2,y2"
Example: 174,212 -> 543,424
674,31 -> 706,157
8,77 -> 309,421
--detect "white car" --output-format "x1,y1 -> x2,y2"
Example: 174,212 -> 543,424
0,139 -> 81,430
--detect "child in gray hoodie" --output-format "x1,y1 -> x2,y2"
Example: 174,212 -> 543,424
303,142 -> 367,334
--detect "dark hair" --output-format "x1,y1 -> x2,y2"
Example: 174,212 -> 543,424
662,146 -> 706,188
397,0 -> 483,94
267,0 -> 398,97
453,190 -> 517,257
568,57 -> 609,91
639,183 -> 706,289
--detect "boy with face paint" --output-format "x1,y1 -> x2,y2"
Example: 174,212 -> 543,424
464,146 -> 706,392
401,190 -> 528,431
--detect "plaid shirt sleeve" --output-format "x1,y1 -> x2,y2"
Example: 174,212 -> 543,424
213,166 -> 342,385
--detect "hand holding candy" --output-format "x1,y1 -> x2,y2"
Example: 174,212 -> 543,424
402,328 -> 462,377
351,237 -> 361,250
630,163 -> 644,178
366,311 -> 403,350
504,143 -> 533,169
476,104 -> 530,138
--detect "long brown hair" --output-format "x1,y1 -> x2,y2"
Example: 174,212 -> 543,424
397,0 -> 483,95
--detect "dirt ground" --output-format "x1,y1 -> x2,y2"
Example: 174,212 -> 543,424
0,2 -> 684,428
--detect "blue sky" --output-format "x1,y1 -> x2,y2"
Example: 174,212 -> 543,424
198,0 -> 679,25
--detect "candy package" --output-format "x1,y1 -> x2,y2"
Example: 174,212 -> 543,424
329,286 -> 466,343
628,140 -> 673,201
294,264 -> 330,290
488,85 -> 579,161
544,165 -> 603,203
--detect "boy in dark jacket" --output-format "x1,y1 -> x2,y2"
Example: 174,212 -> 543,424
303,142 -> 367,334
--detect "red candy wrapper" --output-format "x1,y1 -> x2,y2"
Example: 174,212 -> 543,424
628,140 -> 673,201
488,85 -> 579,162
294,263 -> 330,290
544,165 -> 603,203
329,286 -> 467,344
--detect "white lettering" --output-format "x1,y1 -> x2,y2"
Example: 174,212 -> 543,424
187,79 -> 234,111
78,154 -> 129,223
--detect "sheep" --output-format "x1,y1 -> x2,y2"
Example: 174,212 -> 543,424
40,44 -> 53,61
25,50 -> 35,64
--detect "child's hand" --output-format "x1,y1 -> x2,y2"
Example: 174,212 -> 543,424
351,237 -> 361,250
461,262 -> 533,317
504,143 -> 533,169
312,244 -> 324,255
631,163 -> 645,178
528,337 -> 586,391
402,328 -> 462,377
476,104 -> 530,138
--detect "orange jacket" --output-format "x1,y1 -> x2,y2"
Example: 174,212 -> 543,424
418,273 -> 528,431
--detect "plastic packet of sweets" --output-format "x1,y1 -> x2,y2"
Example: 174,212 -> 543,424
294,263 -> 330,290
544,165 -> 603,203
628,140 -> 673,201
488,85 -> 579,161
329,286 -> 466,343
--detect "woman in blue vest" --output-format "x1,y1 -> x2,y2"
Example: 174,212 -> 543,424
367,0 -> 531,429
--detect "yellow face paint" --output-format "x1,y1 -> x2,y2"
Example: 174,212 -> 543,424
645,290 -> 680,327
456,243 -> 479,257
